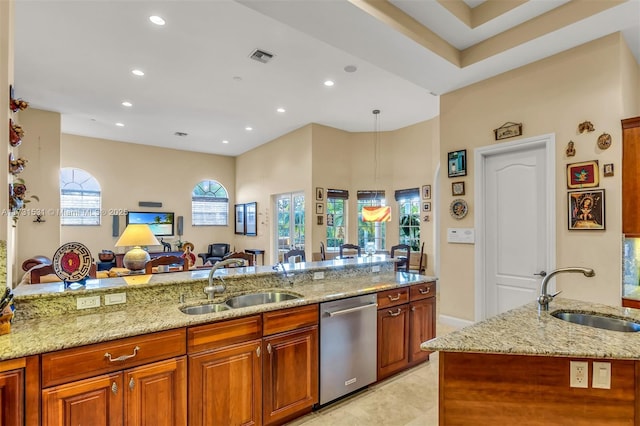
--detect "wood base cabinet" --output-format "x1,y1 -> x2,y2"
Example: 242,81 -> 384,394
377,304 -> 410,380
0,367 -> 25,426
409,296 -> 435,364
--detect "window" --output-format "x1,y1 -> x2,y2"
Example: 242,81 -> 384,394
275,192 -> 305,260
192,180 -> 229,226
396,188 -> 421,251
60,168 -> 101,225
357,190 -> 386,250
326,189 -> 348,251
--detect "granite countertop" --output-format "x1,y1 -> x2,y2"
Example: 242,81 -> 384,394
2,260 -> 436,361
422,298 -> 640,359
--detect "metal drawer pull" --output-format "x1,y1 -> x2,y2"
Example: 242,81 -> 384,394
256,346 -> 261,357
419,287 -> 431,295
111,382 -> 118,395
267,343 -> 272,354
326,303 -> 377,317
387,293 -> 401,301
104,346 -> 140,363
388,308 -> 402,317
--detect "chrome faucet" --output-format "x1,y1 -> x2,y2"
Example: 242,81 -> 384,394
537,267 -> 596,311
273,262 -> 294,287
204,258 -> 246,300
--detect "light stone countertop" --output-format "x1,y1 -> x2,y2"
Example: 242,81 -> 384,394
2,257 -> 436,361
422,298 -> 640,359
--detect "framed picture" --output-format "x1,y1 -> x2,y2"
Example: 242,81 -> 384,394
422,185 -> 431,199
603,163 -> 614,177
316,203 -> 324,215
448,150 -> 467,177
422,202 -> 431,212
567,160 -> 599,189
316,187 -> 324,201
327,213 -> 334,227
317,215 -> 323,225
568,189 -> 605,230
234,204 -> 245,235
452,181 -> 465,196
245,202 -> 257,236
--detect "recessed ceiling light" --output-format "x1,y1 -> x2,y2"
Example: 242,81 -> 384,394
324,80 -> 335,87
121,101 -> 133,107
277,108 -> 286,113
115,122 -> 125,127
245,126 -> 253,131
222,140 -> 229,144
131,69 -> 145,76
149,15 -> 165,26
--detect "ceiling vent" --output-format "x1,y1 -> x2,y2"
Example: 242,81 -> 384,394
249,49 -> 275,64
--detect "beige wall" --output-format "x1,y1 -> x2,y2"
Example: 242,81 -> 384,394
439,33 -> 640,321
1,0 -> 14,284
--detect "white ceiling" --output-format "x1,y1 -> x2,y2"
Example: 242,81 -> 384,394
13,0 -> 640,156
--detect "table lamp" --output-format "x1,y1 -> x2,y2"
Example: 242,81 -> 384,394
115,224 -> 160,272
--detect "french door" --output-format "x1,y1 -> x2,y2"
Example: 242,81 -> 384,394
274,193 -> 305,261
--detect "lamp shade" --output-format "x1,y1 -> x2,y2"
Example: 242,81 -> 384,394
362,206 -> 391,222
115,224 -> 160,272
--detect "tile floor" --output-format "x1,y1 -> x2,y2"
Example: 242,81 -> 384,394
286,322 -> 457,426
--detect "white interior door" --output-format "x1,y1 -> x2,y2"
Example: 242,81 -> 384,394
475,135 -> 556,320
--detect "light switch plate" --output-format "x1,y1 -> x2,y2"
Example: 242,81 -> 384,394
313,272 -> 324,280
592,362 -> 611,389
77,296 -> 101,310
105,292 -> 126,306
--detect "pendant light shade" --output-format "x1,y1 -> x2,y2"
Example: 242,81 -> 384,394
362,206 -> 391,222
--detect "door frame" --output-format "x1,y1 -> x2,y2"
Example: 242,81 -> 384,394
473,134 -> 556,322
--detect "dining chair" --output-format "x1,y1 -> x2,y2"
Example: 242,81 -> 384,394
144,255 -> 185,274
284,249 -> 306,263
223,251 -> 254,267
339,243 -> 361,258
390,244 -> 411,272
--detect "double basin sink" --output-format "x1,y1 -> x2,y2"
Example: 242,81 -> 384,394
180,291 -> 302,315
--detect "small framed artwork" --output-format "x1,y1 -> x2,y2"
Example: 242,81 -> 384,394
568,189 -> 605,230
422,185 -> 431,199
316,203 -> 324,215
567,160 -> 599,189
317,215 -> 323,225
316,187 -> 324,201
422,202 -> 431,212
245,202 -> 257,236
448,149 -> 467,178
452,181 -> 465,196
327,213 -> 334,227
234,204 -> 245,235
603,163 -> 614,177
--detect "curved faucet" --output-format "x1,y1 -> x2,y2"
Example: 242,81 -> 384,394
204,258 -> 246,300
273,262 -> 294,287
538,267 -> 595,311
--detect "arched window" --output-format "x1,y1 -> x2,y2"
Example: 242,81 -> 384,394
192,180 -> 229,226
60,167 -> 101,225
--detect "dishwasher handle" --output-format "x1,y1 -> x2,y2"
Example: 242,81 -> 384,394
325,303 -> 377,317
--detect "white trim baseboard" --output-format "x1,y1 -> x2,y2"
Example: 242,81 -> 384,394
438,314 -> 474,329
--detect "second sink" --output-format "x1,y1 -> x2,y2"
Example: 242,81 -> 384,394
551,310 -> 640,332
181,303 -> 231,315
225,291 -> 301,309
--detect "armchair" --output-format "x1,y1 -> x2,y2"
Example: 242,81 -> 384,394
198,243 -> 231,265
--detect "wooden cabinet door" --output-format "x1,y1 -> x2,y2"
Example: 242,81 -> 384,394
124,357 -> 187,426
42,372 -> 123,426
622,117 -> 640,236
263,325 -> 318,426
377,304 -> 410,380
188,340 -> 262,426
409,297 -> 436,364
0,369 -> 24,426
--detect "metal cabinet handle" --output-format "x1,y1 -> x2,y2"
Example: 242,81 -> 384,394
267,343 -> 272,354
388,308 -> 402,317
111,382 -> 118,395
418,287 -> 431,295
256,346 -> 261,357
387,293 -> 401,301
129,377 -> 135,391
104,346 -> 140,363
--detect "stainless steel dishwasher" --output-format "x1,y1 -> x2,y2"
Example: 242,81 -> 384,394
320,293 -> 377,405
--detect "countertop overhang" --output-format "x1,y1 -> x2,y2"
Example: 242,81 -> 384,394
422,298 -> 640,360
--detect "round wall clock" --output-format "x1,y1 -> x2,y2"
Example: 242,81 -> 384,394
597,133 -> 611,150
52,242 -> 93,282
449,199 -> 468,220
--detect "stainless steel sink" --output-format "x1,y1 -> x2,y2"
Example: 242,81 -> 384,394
180,303 -> 231,315
551,310 -> 640,332
225,291 -> 301,309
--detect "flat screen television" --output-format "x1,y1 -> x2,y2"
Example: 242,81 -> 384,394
126,211 -> 175,236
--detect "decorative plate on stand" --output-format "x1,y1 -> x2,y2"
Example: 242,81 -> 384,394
449,199 -> 468,220
52,242 -> 93,283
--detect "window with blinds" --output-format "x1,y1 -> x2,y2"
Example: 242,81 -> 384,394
60,168 -> 101,225
192,180 -> 229,226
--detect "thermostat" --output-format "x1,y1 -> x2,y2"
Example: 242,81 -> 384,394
447,228 -> 475,244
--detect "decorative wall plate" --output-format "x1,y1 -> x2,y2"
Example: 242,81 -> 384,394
450,199 -> 468,220
52,242 -> 93,282
597,133 -> 611,150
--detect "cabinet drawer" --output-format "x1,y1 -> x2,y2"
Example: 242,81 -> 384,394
42,328 -> 186,387
263,304 -> 318,336
377,288 -> 409,309
187,315 -> 262,353
410,282 -> 435,301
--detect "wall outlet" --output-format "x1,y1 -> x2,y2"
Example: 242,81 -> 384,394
313,271 -> 324,280
592,362 -> 611,389
570,361 -> 589,388
105,292 -> 126,306
77,295 -> 101,310
372,265 -> 381,273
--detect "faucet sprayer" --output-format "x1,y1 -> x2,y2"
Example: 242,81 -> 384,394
538,267 -> 595,311
204,258 -> 246,300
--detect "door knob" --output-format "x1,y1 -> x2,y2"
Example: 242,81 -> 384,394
534,271 -> 547,277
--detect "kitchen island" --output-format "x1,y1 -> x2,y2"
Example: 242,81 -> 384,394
422,299 -> 640,425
